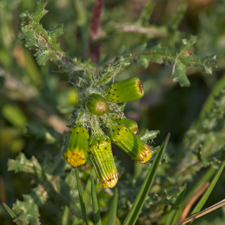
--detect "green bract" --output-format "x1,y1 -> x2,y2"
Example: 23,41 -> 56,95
89,134 -> 118,188
109,125 -> 152,164
105,78 -> 144,103
86,93 -> 109,116
62,125 -> 89,167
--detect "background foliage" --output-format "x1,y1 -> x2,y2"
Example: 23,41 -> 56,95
1,0 -> 225,224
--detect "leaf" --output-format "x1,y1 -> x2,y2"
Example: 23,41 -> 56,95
138,129 -> 160,143
167,5 -> 187,31
91,177 -> 102,225
122,134 -> 170,225
83,169 -> 97,211
8,153 -> 42,176
26,123 -> 60,143
2,104 -> 27,129
8,152 -> 81,222
172,60 -> 190,87
30,0 -> 48,23
35,50 -> 52,66
165,183 -> 187,225
189,161 -> 225,224
136,36 -> 217,87
13,185 -> 48,225
75,167 -> 89,225
108,188 -> 118,225
18,0 -> 84,73
2,203 -> 16,219
137,1 -> 154,26
174,167 -> 216,222
179,36 -> 197,55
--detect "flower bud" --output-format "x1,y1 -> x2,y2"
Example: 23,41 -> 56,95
63,125 -> 89,167
87,94 -> 109,116
105,78 -> 144,103
109,125 -> 152,163
89,134 -> 118,188
113,117 -> 139,135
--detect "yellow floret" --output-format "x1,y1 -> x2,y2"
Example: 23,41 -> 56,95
65,149 -> 86,167
99,170 -> 118,188
137,146 -> 152,164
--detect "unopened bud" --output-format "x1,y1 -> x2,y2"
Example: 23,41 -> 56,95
63,125 -> 89,167
87,94 -> 109,116
105,78 -> 144,103
89,134 -> 118,188
109,125 -> 152,163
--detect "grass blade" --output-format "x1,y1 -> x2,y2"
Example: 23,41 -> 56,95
188,161 -> 225,224
108,188 -> 118,225
165,183 -> 187,225
2,202 -> 16,219
191,161 -> 225,215
122,134 -> 170,225
91,177 -> 102,225
175,167 -> 215,222
75,167 -> 89,225
84,169 -> 97,210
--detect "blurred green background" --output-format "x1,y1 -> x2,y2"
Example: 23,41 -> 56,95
1,0 -> 225,224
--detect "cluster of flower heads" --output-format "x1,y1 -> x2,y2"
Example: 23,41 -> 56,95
62,77 -> 152,188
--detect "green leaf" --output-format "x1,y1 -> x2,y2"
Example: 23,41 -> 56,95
165,183 -> 187,225
138,129 -> 160,143
179,36 -> 197,55
108,188 -> 118,225
49,24 -> 64,43
13,186 -> 48,225
91,177 -> 102,225
35,50 -> 52,66
122,134 -> 170,225
2,104 -> 27,129
18,0 -> 85,73
75,167 -> 88,225
172,60 -> 190,87
136,36 -> 217,87
2,202 -> 16,219
83,169 -> 97,211
8,153 -> 42,177
174,167 -> 216,222
199,74 -> 225,119
137,1 -> 154,26
167,5 -> 187,31
181,54 -> 217,75
61,206 -> 69,225
189,161 -> 225,224
31,0 -> 48,23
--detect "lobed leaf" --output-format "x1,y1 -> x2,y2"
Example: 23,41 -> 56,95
18,0 -> 85,74
12,185 -> 48,225
138,129 -> 160,143
8,153 -> 42,176
136,36 -> 217,87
